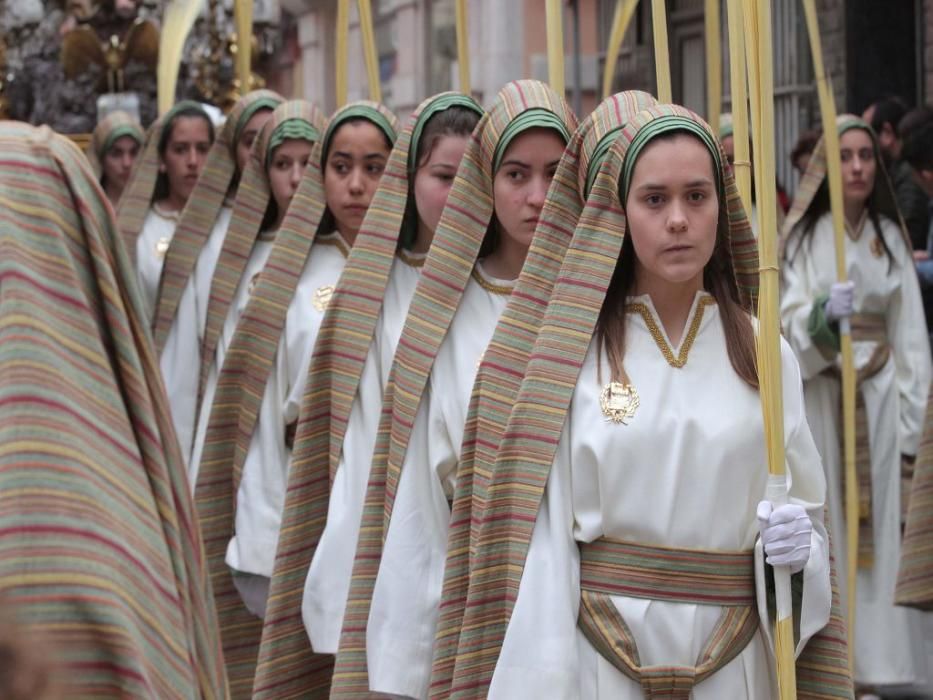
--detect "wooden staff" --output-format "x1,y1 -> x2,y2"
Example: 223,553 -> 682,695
234,0 -> 252,95
358,0 -> 382,102
336,0 -> 350,107
602,0 -> 639,99
746,1 -> 797,697
651,0 -> 671,101
802,0 -> 857,672
726,0 -> 752,211
705,0 -> 721,138
546,0 -> 565,94
456,0 -> 471,94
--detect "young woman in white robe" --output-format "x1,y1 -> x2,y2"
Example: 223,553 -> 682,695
134,101 -> 214,320
298,95 -> 483,657
781,115 -> 932,697
361,90 -> 576,698
454,105 -> 835,699
223,104 -> 399,618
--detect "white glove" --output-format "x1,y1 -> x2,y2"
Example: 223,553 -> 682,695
824,280 -> 855,322
757,501 -> 812,574
232,572 -> 270,619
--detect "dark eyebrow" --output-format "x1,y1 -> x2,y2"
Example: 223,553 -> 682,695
499,159 -> 531,169
364,153 -> 387,161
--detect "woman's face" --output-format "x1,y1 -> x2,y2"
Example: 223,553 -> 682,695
267,138 -> 314,220
323,120 -> 391,239
160,116 -> 212,205
102,134 -> 140,192
624,133 -> 720,293
491,127 -> 566,248
236,108 -> 274,174
413,133 -> 470,238
840,127 -> 877,209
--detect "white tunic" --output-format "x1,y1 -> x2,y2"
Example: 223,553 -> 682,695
489,293 -> 831,700
365,263 -> 516,698
160,206 -> 233,466
225,232 -> 350,588
302,252 -> 425,654
189,233 -> 276,485
781,212 -> 932,687
135,203 -> 180,321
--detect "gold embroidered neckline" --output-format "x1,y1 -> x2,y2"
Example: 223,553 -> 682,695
845,210 -> 868,241
317,231 -> 351,258
625,295 -> 716,368
398,248 -> 427,268
152,201 -> 181,221
471,264 -> 515,296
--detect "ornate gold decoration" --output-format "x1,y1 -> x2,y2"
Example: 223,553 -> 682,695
313,285 -> 335,312
471,266 -> 514,296
625,295 -> 716,368
317,233 -> 351,258
247,272 -> 261,296
61,17 -> 159,94
155,236 -> 170,258
600,381 -> 639,424
398,248 -> 426,268
195,0 -> 266,112
870,236 -> 884,258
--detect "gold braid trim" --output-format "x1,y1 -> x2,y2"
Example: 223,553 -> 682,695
625,295 -> 716,368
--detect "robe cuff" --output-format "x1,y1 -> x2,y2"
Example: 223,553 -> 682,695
755,518 -> 832,658
807,293 -> 840,359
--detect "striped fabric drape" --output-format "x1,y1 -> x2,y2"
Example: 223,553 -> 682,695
152,89 -> 283,354
254,92 -> 479,700
896,397 -> 933,609
116,115 -> 164,267
430,91 -> 658,692
329,79 -> 578,697
0,122 -> 226,698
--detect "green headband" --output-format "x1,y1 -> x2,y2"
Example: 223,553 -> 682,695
321,106 -> 398,163
235,97 -> 281,144
100,124 -> 142,158
585,126 -> 625,198
266,118 -> 320,166
621,115 -> 724,202
158,100 -> 212,153
493,108 -> 572,172
408,94 -> 483,174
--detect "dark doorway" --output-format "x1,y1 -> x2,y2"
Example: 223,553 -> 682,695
846,0 -> 920,113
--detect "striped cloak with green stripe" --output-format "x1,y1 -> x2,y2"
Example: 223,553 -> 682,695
443,105 -> 852,698
195,100 -> 397,700
430,89 -> 658,694
0,122 -> 227,699
328,79 -> 578,697
253,92 -> 479,699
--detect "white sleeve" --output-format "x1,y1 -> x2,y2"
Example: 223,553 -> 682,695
886,227 -> 932,456
489,419 -> 580,699
366,384 -> 456,699
755,339 -> 832,657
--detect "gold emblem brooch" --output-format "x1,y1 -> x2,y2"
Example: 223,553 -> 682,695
870,236 -> 884,258
155,236 -> 170,259
313,284 -> 335,312
247,273 -> 261,296
599,381 -> 639,424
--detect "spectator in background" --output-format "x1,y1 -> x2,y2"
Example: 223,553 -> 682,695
864,97 -> 930,250
791,129 -> 821,176
899,107 -> 933,336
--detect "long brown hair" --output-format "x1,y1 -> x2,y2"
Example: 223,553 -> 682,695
595,130 -> 759,389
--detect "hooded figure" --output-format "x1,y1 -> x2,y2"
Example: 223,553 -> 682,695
325,79 -> 578,698
431,89 -> 659,692
781,114 -> 931,692
444,105 -> 849,698
154,89 -> 283,467
86,109 -> 144,205
253,92 -> 483,699
0,123 -> 226,698
193,100 -> 398,699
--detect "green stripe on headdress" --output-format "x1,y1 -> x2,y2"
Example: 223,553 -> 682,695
407,93 -> 482,173
234,97 -> 281,144
266,118 -> 321,166
321,105 -> 399,161
492,108 -> 572,172
584,126 -> 624,198
100,124 -> 143,158
621,114 -> 723,202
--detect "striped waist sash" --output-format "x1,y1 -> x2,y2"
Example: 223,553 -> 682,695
577,538 -> 759,699
828,312 -> 889,568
